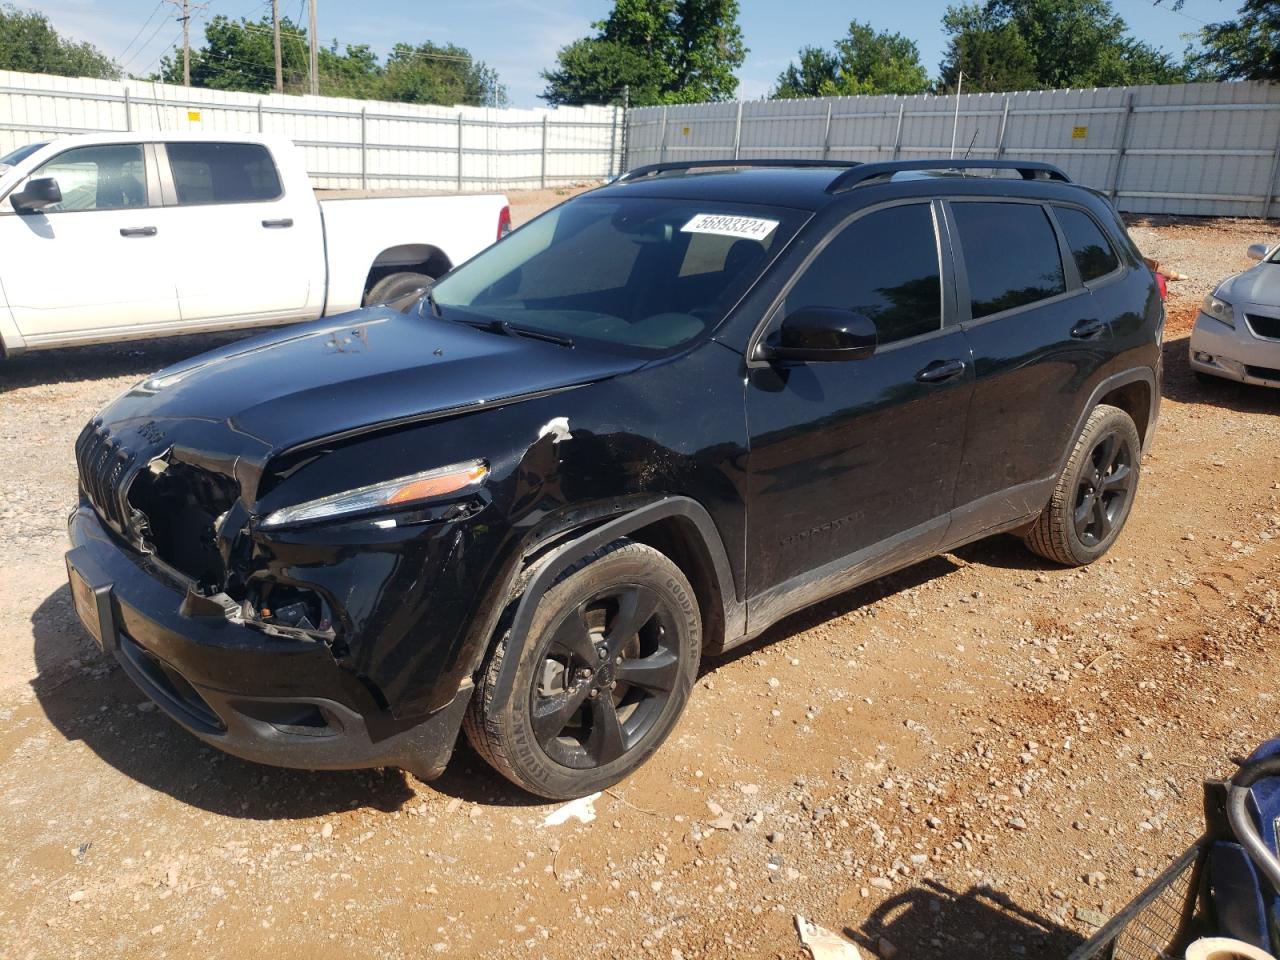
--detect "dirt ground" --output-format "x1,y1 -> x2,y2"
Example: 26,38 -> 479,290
0,194 -> 1277,960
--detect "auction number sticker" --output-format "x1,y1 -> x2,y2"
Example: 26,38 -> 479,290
681,213 -> 779,242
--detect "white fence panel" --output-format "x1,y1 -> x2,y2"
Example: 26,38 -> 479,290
0,69 -> 623,191
625,82 -> 1280,218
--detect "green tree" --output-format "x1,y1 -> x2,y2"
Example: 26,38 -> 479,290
0,4 -> 119,79
1186,0 -> 1280,80
541,0 -> 746,106
773,22 -> 930,98
939,0 -> 1192,92
155,15 -> 505,106
937,4 -> 1037,92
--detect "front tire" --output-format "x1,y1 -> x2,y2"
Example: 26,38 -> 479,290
463,540 -> 701,799
1023,404 -> 1142,567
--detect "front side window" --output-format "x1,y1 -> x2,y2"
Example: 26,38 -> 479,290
167,142 -> 282,204
431,196 -> 804,354
1054,206 -> 1120,283
952,202 -> 1066,319
28,143 -> 146,212
781,203 -> 943,346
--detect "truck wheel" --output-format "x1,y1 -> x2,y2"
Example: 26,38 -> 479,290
1023,404 -> 1141,567
363,271 -> 431,307
463,540 -> 701,799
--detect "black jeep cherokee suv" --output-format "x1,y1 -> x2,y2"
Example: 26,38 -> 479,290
66,159 -> 1162,799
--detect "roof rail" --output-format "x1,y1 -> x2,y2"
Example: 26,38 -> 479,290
826,159 -> 1071,194
617,158 -> 861,182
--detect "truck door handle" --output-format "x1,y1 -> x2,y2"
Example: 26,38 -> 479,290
1071,318 -> 1106,340
261,218 -> 294,229
915,358 -> 966,383
119,226 -> 157,238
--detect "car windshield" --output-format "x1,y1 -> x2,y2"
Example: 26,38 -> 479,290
0,141 -> 48,168
430,195 -> 804,355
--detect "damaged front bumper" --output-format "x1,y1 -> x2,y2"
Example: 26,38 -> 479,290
66,502 -> 472,780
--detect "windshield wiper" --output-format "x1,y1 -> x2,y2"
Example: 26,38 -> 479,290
446,314 -> 574,348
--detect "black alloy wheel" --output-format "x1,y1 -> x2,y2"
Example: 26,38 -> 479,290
1072,430 -> 1135,548
464,540 -> 701,799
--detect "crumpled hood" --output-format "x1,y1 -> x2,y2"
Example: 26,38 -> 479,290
1223,261 -> 1280,308
95,308 -> 645,501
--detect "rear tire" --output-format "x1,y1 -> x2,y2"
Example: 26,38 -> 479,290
362,271 -> 431,307
463,540 -> 701,800
1023,404 -> 1141,567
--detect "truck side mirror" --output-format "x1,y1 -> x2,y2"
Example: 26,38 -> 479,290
760,307 -> 878,362
10,177 -> 61,214
1247,243 -> 1270,262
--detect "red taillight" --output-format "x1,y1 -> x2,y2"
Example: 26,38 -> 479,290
497,205 -> 511,240
1155,272 -> 1167,301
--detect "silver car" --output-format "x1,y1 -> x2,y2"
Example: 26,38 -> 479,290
1190,242 -> 1280,388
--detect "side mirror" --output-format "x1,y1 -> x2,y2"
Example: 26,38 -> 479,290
762,307 -> 877,362
10,177 -> 61,213
1247,243 -> 1270,262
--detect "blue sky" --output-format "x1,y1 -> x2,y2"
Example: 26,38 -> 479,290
31,0 -> 1228,106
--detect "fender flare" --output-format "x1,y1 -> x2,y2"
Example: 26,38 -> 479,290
488,495 -> 742,709
1057,366 -> 1159,476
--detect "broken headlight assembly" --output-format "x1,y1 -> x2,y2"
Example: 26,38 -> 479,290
258,459 -> 489,530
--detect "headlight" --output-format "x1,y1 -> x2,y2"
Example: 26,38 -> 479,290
260,459 -> 488,529
1200,292 -> 1235,328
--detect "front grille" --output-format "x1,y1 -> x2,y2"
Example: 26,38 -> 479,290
1246,364 -> 1280,382
74,419 -> 137,533
1246,312 -> 1280,340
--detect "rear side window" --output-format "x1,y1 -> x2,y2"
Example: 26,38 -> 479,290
784,203 -> 942,346
952,202 -> 1066,319
167,142 -> 282,205
1054,206 -> 1120,283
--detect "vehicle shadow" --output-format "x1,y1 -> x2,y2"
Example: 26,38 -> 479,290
0,330 -> 256,393
1161,331 -> 1278,411
846,878 -> 1086,959
29,584 -> 541,817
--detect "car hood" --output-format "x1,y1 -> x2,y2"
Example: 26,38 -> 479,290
94,307 -> 645,501
1223,262 -> 1280,306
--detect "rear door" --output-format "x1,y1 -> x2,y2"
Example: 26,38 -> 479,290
0,141 -> 179,341
943,198 -> 1112,541
744,200 -> 974,621
160,140 -> 323,324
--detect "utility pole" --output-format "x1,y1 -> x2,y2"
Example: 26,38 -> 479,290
308,0 -> 319,96
165,0 -> 206,87
271,0 -> 283,94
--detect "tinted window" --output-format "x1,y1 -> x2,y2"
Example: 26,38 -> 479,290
1,141 -> 48,167
167,142 -> 282,204
1055,206 -> 1120,282
783,203 -> 942,345
953,202 -> 1066,319
30,144 -> 146,212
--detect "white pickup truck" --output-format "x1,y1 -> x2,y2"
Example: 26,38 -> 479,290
0,132 -> 510,355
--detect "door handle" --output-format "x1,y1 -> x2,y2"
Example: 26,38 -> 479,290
119,226 -> 157,238
261,218 -> 294,229
915,358 -> 966,383
1071,318 -> 1106,340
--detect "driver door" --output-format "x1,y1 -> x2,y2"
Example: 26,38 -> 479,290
0,142 -> 179,342
744,200 -> 974,622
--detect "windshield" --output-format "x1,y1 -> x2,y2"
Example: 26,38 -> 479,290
430,195 -> 804,354
0,141 -> 48,168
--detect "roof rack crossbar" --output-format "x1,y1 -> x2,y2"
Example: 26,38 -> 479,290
618,158 -> 862,182
826,159 -> 1071,193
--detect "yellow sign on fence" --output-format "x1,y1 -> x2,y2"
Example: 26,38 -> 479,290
1072,125 -> 1088,140
187,110 -> 202,122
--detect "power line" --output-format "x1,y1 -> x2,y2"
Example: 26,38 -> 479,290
116,0 -> 166,63
119,10 -> 175,70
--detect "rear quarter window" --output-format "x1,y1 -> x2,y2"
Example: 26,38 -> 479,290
952,201 -> 1066,320
167,142 -> 282,205
1054,206 -> 1121,282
